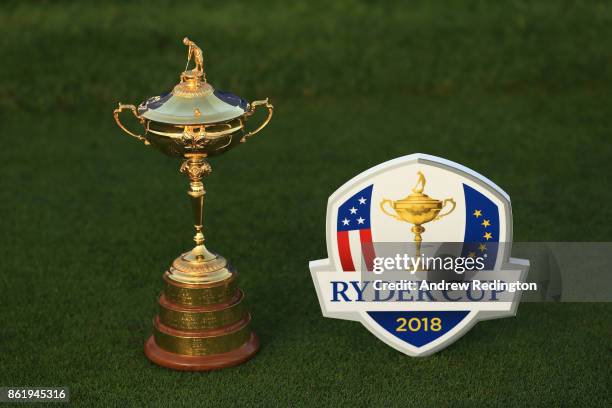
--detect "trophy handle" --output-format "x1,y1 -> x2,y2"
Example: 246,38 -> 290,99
433,198 -> 456,221
241,98 -> 274,142
113,103 -> 149,145
380,199 -> 402,221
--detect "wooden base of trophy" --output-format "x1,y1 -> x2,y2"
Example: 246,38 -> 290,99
144,252 -> 259,371
144,332 -> 259,371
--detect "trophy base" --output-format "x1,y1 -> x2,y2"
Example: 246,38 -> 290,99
144,251 -> 258,371
144,332 -> 259,371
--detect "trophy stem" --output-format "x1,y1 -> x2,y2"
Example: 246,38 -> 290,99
411,225 -> 425,260
180,154 -> 212,259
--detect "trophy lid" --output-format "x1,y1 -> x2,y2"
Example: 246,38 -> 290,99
137,38 -> 248,125
395,192 -> 439,204
394,172 -> 441,206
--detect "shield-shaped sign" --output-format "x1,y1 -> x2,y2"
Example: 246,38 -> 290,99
310,154 -> 529,356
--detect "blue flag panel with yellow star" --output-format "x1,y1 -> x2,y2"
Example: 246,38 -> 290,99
462,184 -> 499,269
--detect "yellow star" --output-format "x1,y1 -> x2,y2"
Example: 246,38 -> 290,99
468,251 -> 476,258
481,219 -> 490,227
483,232 -> 492,241
478,243 -> 487,252
473,209 -> 482,218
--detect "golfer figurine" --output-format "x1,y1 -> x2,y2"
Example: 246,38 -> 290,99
183,37 -> 205,81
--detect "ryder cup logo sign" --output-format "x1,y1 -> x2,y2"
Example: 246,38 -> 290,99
309,154 -> 529,356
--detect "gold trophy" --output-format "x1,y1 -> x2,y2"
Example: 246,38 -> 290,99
380,172 -> 456,260
113,38 -> 273,370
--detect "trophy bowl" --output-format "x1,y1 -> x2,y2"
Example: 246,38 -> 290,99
114,73 -> 272,158
387,195 -> 447,226
144,117 -> 245,158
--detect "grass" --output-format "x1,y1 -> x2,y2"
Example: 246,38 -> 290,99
0,0 -> 610,406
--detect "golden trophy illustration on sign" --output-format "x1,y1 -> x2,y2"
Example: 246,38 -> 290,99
113,38 -> 273,370
380,172 -> 456,260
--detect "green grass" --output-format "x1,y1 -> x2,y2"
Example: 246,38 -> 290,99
0,0 -> 611,406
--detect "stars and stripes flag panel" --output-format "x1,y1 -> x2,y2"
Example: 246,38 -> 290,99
336,185 -> 376,272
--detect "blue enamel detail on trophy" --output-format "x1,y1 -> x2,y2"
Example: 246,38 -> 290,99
144,92 -> 173,110
214,90 -> 248,111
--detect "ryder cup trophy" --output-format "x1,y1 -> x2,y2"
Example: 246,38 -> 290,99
113,38 -> 273,370
380,172 -> 455,260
